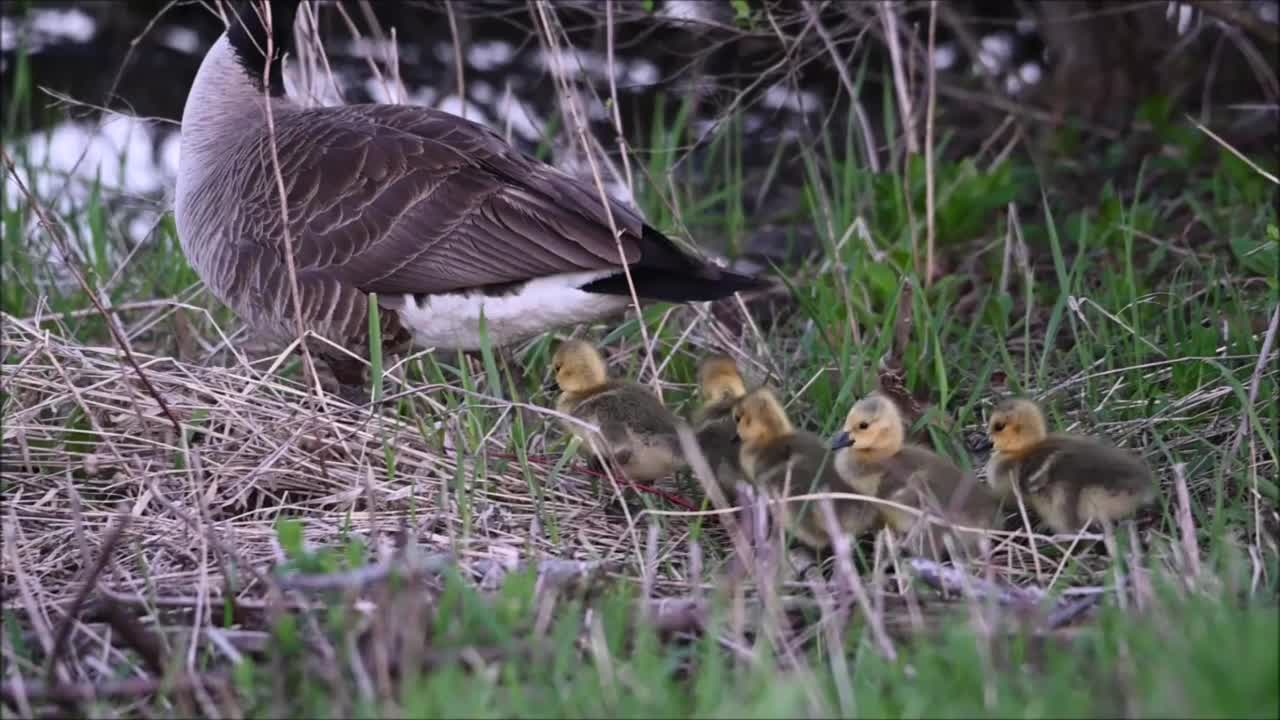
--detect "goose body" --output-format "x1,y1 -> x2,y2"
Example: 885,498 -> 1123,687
176,1 -> 766,397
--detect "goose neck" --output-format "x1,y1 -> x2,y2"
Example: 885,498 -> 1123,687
181,33 -> 296,157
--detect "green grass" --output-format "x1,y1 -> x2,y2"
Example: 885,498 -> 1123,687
2,18 -> 1278,717
181,531 -> 1276,719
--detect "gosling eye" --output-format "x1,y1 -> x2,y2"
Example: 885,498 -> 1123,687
858,421 -> 869,430
992,421 -> 1006,433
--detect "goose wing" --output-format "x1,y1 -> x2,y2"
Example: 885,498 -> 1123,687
1027,435 -> 1153,491
256,104 -> 703,295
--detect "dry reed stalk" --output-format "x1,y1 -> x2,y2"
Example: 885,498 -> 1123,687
0,312 -> 710,611
817,498 -> 897,661
529,0 -> 663,402
924,0 -> 938,285
252,0 -> 321,399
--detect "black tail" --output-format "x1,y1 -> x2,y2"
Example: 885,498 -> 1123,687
579,225 -> 775,302
579,266 -> 771,302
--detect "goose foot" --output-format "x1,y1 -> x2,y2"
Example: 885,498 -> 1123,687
585,454 -> 608,475
335,382 -> 371,407
786,547 -> 824,583
321,352 -> 370,407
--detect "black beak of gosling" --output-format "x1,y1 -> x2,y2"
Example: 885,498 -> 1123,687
830,431 -> 853,451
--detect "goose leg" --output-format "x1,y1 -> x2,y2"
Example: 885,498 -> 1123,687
322,353 -> 370,406
336,381 -> 371,407
787,546 -> 823,584
584,452 -> 608,475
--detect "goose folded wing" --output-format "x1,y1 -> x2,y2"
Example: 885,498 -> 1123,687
268,105 -> 663,295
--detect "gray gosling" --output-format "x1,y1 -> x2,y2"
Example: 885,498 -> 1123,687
734,388 -> 877,550
985,398 -> 1157,535
551,340 -> 683,483
691,354 -> 749,491
832,394 -> 1001,560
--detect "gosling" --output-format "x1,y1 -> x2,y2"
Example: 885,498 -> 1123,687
691,354 -> 749,490
985,397 -> 1157,535
735,387 -> 877,550
831,394 -> 1001,560
550,339 -> 683,483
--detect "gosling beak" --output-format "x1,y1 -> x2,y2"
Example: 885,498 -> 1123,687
543,379 -> 559,395
830,431 -> 853,451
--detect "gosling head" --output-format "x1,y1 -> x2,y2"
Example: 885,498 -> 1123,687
829,394 -> 905,462
698,354 -> 747,405
550,340 -> 609,394
987,397 -> 1048,456
732,388 -> 793,450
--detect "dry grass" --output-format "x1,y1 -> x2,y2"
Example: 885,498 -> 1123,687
1,300 -> 1240,640
0,311 -> 708,597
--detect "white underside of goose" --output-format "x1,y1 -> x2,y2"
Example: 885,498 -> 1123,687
389,270 -> 632,350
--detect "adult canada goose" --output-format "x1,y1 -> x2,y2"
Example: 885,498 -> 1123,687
175,1 -> 768,401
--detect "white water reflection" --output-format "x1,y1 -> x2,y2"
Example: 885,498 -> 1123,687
1018,62 -> 1042,86
4,115 -> 175,261
3,7 -> 95,52
5,115 -> 175,205
660,1 -> 712,23
763,83 -> 821,114
467,40 -> 515,71
494,90 -> 546,143
160,26 -> 200,55
933,44 -> 957,71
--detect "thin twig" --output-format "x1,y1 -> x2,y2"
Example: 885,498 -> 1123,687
531,0 -> 665,398
1226,303 -> 1280,463
1187,115 -> 1279,184
443,0 -> 467,119
1,672 -> 231,706
1187,0 -> 1280,46
878,0 -> 918,154
604,2 -> 637,198
804,0 -> 880,173
1171,463 -> 1202,579
923,0 -> 938,285
818,499 -> 897,661
257,0 -> 322,398
44,508 -> 132,685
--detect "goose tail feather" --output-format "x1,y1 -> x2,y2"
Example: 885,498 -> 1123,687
578,266 -> 774,302
578,224 -> 776,302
